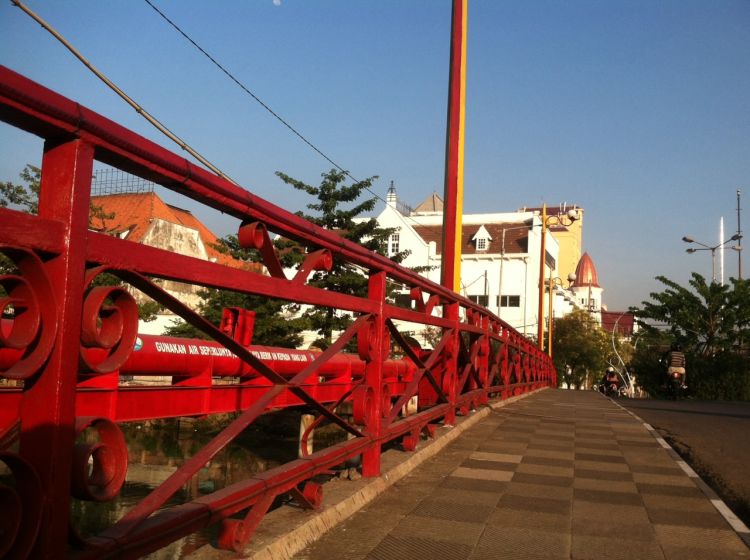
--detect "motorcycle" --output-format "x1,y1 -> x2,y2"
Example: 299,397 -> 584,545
599,373 -> 627,398
665,369 -> 687,400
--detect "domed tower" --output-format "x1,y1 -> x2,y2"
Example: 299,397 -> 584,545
570,252 -> 603,320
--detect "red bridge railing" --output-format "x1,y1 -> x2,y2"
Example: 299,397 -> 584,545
0,65 -> 555,559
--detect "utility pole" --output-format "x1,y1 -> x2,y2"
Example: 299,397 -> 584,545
738,189 -> 743,280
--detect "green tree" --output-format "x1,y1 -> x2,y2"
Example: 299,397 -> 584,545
552,308 -> 610,389
275,169 -> 403,349
0,164 -> 161,321
630,274 -> 750,399
0,164 -> 40,213
634,274 -> 750,355
164,234 -> 308,347
1,164 -> 115,224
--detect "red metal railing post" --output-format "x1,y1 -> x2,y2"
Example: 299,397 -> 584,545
443,302 -> 459,425
478,314 -> 489,405
19,138 -> 94,558
361,271 -> 386,477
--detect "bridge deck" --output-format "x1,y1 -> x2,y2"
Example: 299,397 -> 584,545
288,389 -> 748,560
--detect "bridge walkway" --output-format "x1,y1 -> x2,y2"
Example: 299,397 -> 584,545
290,389 -> 749,560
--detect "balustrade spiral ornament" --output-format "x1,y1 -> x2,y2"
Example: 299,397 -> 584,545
0,452 -> 43,559
357,316 -> 390,364
0,246 -> 57,380
70,416 -> 128,502
352,385 -> 374,425
79,268 -> 139,373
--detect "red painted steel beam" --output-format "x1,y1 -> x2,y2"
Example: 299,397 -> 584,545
86,233 -> 378,313
79,435 -> 376,559
0,207 -> 65,254
0,65 -> 494,318
18,139 -> 94,558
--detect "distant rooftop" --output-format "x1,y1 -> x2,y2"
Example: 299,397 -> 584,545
412,192 -> 444,214
412,222 -> 530,255
89,191 -> 249,270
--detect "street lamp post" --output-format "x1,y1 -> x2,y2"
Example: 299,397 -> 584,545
682,234 -> 742,283
537,203 -> 580,350
547,272 -> 577,358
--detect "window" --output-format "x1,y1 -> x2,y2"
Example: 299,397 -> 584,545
498,295 -> 520,307
469,295 -> 489,306
471,225 -> 492,251
389,233 -> 400,255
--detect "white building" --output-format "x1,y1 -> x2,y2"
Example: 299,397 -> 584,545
375,184 -> 563,339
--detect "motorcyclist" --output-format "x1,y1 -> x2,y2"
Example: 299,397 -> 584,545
665,343 -> 687,389
599,367 -> 620,395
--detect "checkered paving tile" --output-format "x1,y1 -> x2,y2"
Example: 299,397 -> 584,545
389,516 -> 485,548
440,475 -> 509,493
572,517 -> 657,542
571,535 -> 665,560
486,507 -> 570,532
498,493 -> 571,515
452,466 -> 515,482
469,451 -> 523,463
573,478 -> 639,493
411,498 -> 495,524
367,534 -> 472,560
461,458 -> 521,472
293,390 -> 749,560
471,525 -> 570,560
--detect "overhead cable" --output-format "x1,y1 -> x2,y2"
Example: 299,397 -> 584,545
11,0 -> 238,184
143,0 -> 350,181
142,0 -> 433,234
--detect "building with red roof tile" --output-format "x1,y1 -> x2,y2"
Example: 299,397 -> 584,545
90,192 -> 257,334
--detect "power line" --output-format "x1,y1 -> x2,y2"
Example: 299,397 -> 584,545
16,0 -> 449,244
143,0 -> 353,181
141,0 -> 432,234
11,0 -> 238,184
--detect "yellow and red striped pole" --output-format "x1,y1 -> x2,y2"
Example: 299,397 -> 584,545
537,203 -> 547,349
441,0 -> 468,293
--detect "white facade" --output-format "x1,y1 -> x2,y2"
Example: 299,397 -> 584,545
374,189 -> 562,339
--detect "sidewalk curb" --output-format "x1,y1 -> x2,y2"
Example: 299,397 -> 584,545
242,388 -> 546,560
613,397 -> 750,550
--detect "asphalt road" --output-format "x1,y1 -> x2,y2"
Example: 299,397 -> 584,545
620,398 -> 750,526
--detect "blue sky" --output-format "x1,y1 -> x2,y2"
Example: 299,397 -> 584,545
1,0 -> 748,310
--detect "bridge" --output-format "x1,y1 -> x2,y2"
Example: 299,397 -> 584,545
2,66 -> 750,560
0,66 -> 556,559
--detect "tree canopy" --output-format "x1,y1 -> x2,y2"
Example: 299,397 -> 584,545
630,274 -> 750,399
0,164 -> 161,320
168,169 -> 403,349
634,273 -> 750,355
164,234 -> 308,347
0,164 -> 40,213
275,169 -> 403,348
552,308 -> 610,389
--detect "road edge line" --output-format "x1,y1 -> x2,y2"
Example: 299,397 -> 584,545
615,400 -> 750,549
